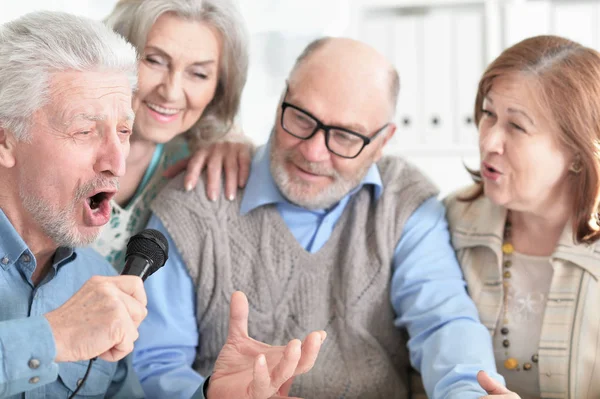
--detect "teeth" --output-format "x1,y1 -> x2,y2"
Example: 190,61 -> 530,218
146,102 -> 180,115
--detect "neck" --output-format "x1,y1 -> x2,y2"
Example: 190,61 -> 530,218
0,182 -> 58,284
128,132 -> 157,164
509,188 -> 572,256
114,133 -> 157,206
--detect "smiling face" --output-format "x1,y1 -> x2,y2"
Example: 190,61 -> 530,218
478,73 -> 572,213
131,12 -> 221,143
13,70 -> 133,247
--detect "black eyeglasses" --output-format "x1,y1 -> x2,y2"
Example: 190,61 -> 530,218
280,90 -> 389,159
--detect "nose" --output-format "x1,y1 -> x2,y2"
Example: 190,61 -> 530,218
157,70 -> 183,102
479,122 -> 505,156
298,128 -> 331,163
94,129 -> 128,177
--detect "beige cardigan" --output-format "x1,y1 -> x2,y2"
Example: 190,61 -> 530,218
443,186 -> 600,399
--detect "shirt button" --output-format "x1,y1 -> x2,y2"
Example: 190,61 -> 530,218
29,376 -> 40,384
1,257 -> 8,265
22,254 -> 31,263
28,358 -> 40,369
77,378 -> 84,386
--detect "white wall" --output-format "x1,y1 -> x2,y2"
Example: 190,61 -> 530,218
2,0 -> 600,197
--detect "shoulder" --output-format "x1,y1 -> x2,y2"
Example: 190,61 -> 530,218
442,185 -> 480,224
442,184 -> 506,237
377,156 -> 439,198
162,137 -> 190,167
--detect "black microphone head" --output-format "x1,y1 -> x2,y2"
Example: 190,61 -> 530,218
125,229 -> 169,277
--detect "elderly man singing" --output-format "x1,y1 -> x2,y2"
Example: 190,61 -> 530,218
0,11 -> 322,399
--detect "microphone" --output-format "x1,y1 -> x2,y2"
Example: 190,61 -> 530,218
121,229 -> 169,281
69,229 -> 169,399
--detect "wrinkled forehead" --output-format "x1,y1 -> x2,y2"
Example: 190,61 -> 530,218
45,70 -> 134,124
287,63 -> 393,130
485,73 -> 553,122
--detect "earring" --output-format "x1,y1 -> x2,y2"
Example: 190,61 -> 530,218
570,157 -> 583,174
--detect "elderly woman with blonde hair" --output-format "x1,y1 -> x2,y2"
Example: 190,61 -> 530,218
93,0 -> 253,269
444,35 -> 600,399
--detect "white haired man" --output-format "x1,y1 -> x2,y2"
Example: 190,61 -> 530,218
0,11 -> 322,399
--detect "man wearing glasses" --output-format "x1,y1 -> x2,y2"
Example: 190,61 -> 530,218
137,37 -> 505,398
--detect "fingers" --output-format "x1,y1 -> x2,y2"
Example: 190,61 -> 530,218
184,151 -> 209,193
268,339 -> 301,390
108,275 -> 147,307
116,288 -> 148,328
250,340 -> 301,399
277,376 -> 295,396
250,354 -> 271,398
163,157 -> 190,178
294,331 -> 326,374
237,145 -> 252,188
477,370 -> 511,395
227,291 -> 249,339
97,303 -> 140,363
223,150 -> 239,201
181,141 -> 252,199
205,150 -> 224,201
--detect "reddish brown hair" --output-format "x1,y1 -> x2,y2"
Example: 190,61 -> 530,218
464,35 -> 600,244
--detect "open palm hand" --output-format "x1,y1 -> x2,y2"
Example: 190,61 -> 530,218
206,292 -> 326,399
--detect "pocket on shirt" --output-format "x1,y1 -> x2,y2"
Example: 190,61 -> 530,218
58,359 -> 116,397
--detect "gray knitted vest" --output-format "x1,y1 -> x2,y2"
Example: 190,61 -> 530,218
152,156 -> 438,399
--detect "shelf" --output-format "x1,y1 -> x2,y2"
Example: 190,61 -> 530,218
354,0 -> 487,10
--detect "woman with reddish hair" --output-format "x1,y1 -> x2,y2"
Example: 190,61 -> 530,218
445,35 -> 600,398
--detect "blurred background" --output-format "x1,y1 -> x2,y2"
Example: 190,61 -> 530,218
1,0 -> 599,196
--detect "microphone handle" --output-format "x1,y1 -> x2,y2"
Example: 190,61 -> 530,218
121,255 -> 154,281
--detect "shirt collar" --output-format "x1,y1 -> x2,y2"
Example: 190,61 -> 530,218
0,209 -> 29,270
450,189 -> 600,280
0,209 -> 76,271
240,140 -> 383,215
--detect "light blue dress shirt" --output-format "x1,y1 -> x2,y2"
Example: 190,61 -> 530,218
0,210 -> 143,399
135,144 -> 504,399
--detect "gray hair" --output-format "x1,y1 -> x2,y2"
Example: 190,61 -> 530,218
0,11 -> 138,142
290,37 -> 400,116
105,0 -> 249,142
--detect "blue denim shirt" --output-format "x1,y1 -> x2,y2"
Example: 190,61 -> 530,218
0,209 -> 144,398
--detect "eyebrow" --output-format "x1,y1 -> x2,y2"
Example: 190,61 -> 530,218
286,94 -> 369,134
507,108 -> 535,126
484,96 -> 535,126
64,111 -> 135,126
145,45 -> 216,67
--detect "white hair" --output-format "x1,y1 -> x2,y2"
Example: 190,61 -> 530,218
0,11 -> 138,141
105,0 -> 249,142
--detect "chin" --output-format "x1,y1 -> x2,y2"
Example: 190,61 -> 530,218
483,184 -> 510,207
73,226 -> 102,246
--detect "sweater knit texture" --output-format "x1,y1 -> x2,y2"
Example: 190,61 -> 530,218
152,156 -> 438,399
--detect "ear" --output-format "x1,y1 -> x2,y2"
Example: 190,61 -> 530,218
373,123 -> 396,162
0,126 -> 17,168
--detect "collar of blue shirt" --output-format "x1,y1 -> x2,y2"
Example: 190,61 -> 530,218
240,140 -> 383,216
0,209 -> 75,271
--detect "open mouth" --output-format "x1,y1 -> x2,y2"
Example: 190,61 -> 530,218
87,191 -> 112,211
483,162 -> 502,175
145,102 -> 181,116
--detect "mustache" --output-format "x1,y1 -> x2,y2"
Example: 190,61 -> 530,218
285,152 -> 338,178
75,176 -> 119,201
